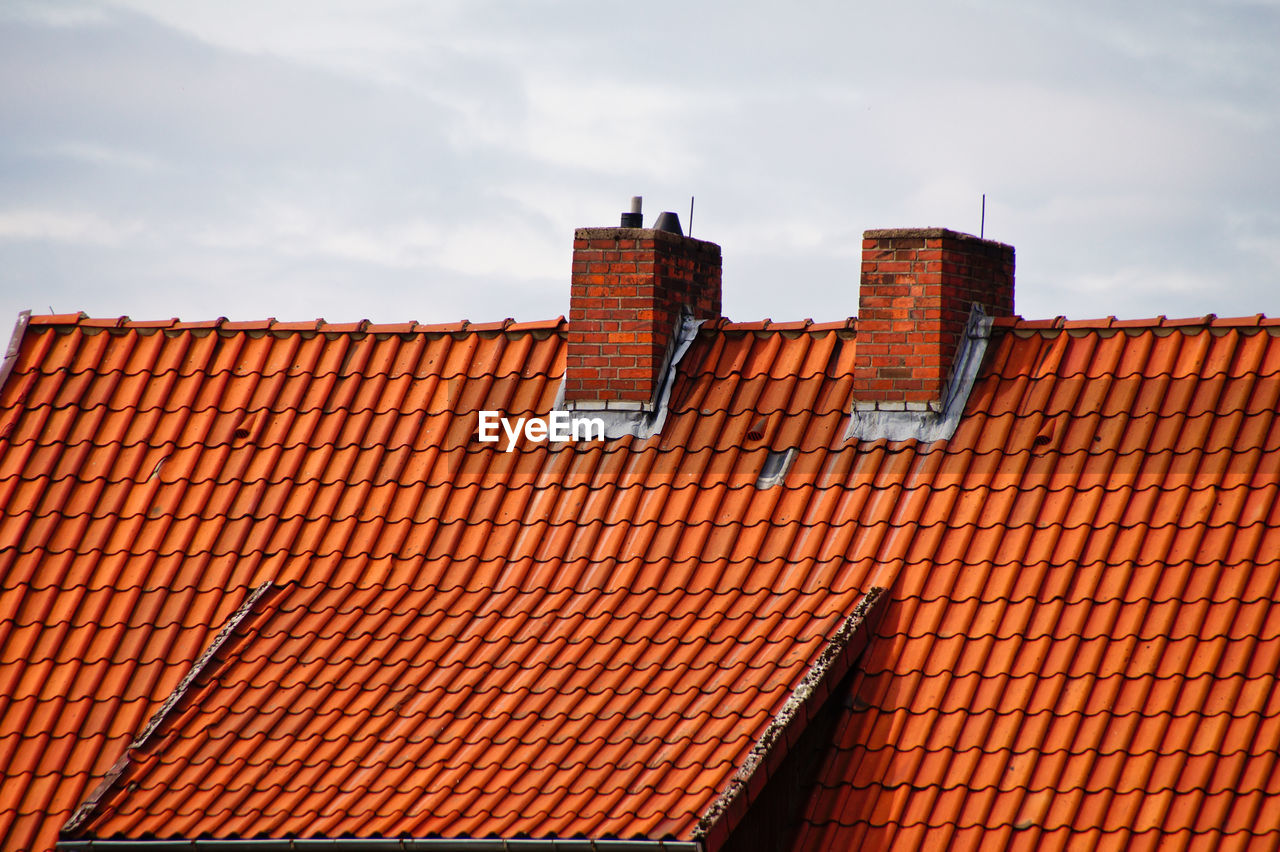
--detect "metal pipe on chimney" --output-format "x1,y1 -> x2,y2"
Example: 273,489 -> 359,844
620,196 -> 643,227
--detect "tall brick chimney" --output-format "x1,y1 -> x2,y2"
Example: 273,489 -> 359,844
565,216 -> 721,410
853,228 -> 1014,409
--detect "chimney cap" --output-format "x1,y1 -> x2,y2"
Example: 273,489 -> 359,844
864,227 -> 1013,250
653,211 -> 683,236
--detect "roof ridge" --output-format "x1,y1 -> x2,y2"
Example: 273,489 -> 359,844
709,318 -> 856,332
994,313 -> 1277,330
24,312 -> 1279,334
0,309 -> 32,392
22,314 -> 571,334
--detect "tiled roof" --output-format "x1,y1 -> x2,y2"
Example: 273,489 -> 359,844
1,313 -> 870,850
2,312 -> 1279,850
789,320 -> 1280,851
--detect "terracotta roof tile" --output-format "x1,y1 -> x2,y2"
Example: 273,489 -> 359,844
0,317 -> 869,848
2,314 -> 1279,850
783,324 -> 1280,851
65,568 -> 868,841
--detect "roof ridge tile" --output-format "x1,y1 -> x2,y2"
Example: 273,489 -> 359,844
219,319 -> 278,331
320,320 -> 371,333
266,319 -> 327,331
415,320 -> 471,333
25,311 -> 89,325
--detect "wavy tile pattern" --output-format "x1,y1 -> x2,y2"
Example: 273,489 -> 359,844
788,322 -> 1280,851
2,315 -> 1279,850
1,316 -> 870,849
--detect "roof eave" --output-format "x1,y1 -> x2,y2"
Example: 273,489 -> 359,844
58,839 -> 702,852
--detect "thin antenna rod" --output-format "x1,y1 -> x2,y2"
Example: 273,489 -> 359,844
689,196 -> 695,238
980,194 -> 986,239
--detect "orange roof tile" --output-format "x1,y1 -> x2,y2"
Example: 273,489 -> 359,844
787,321 -> 1280,852
1,313 -> 1279,851
0,316 -> 869,849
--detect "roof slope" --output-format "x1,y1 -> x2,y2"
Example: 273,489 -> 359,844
3,313 -> 1280,850
1,313 -> 876,849
788,317 -> 1280,851
0,316 -> 296,851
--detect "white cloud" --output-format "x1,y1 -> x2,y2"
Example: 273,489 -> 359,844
1,0 -> 1279,328
1,0 -> 109,27
0,209 -> 147,245
519,75 -> 699,179
40,141 -> 166,172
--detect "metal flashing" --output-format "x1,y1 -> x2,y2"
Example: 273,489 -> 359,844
62,582 -> 280,838
559,313 -> 705,440
755,448 -> 796,488
845,304 -> 993,443
0,309 -> 31,392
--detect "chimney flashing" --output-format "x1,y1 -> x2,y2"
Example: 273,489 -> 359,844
566,221 -> 722,418
560,313 -> 705,439
850,226 -> 1015,441
846,304 -> 994,442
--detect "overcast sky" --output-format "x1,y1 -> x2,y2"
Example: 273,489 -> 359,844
2,0 -> 1278,330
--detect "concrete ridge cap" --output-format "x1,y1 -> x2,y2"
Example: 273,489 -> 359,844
574,226 -> 721,249
863,227 -> 1013,249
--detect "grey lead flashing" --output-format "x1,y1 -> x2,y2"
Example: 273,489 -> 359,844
754,448 -> 796,489
63,582 -> 280,839
0,310 -> 31,393
844,303 -> 994,443
57,839 -> 701,851
692,586 -> 888,846
558,313 -> 704,440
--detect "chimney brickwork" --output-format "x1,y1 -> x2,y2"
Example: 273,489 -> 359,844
854,228 -> 1014,407
566,227 -> 721,408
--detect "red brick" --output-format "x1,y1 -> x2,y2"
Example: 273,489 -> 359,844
854,228 -> 1014,405
568,226 -> 722,406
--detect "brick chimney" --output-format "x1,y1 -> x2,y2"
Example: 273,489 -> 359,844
565,216 -> 721,409
853,228 -> 1014,408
